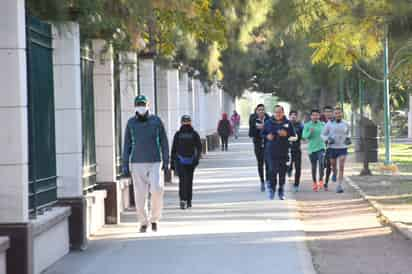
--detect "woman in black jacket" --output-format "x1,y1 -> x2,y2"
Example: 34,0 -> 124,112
248,104 -> 271,192
171,115 -> 202,209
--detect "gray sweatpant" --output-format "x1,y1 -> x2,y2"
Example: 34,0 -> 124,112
131,162 -> 164,226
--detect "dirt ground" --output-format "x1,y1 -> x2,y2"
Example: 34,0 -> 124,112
294,179 -> 412,274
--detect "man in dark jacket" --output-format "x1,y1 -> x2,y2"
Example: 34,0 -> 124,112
217,113 -> 232,151
262,105 -> 296,200
249,104 -> 270,192
171,115 -> 202,209
123,95 -> 169,233
288,110 -> 304,192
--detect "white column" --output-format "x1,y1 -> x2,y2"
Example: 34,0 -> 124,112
52,22 -> 83,198
0,0 -> 29,223
157,67 -> 180,144
119,52 -> 138,141
179,72 -> 190,118
188,77 -> 194,119
93,40 -> 116,182
198,81 -> 208,139
192,79 -> 201,132
409,95 -> 412,139
138,57 -> 156,113
168,69 -> 180,141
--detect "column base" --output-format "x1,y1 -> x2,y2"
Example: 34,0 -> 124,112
201,138 -> 207,155
96,179 -> 132,225
0,223 -> 33,274
57,197 -> 88,250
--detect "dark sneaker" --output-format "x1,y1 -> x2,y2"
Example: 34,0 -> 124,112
278,192 -> 286,200
293,185 -> 299,193
180,200 -> 186,210
187,201 -> 192,208
324,184 -> 329,192
260,182 -> 266,192
139,225 -> 148,233
151,223 -> 158,232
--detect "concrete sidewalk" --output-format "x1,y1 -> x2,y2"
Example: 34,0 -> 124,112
45,133 -> 315,274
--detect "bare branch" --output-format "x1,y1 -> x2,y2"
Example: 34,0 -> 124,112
354,63 -> 384,82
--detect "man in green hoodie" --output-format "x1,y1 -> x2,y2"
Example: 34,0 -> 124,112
302,109 -> 326,192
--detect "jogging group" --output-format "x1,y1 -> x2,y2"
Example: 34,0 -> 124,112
122,95 -> 351,233
249,104 -> 351,201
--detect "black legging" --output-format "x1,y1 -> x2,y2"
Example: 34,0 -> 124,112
221,135 -> 229,150
289,150 -> 302,186
309,150 -> 325,182
324,149 -> 332,184
254,140 -> 269,183
177,164 -> 195,202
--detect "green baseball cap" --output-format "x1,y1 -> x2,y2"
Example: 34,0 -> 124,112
134,95 -> 148,105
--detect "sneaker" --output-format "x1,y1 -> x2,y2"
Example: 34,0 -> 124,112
180,200 -> 186,210
324,183 -> 329,192
260,182 -> 266,192
151,223 -> 158,232
139,225 -> 148,233
318,180 -> 324,190
312,182 -> 318,192
278,191 -> 285,200
332,174 -> 337,183
267,187 -> 275,200
187,201 -> 192,208
293,185 -> 299,193
336,184 -> 344,193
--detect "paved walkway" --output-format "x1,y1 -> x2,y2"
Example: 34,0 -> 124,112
45,132 -> 315,274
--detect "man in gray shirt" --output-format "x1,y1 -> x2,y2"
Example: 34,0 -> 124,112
123,95 -> 169,232
321,106 -> 351,193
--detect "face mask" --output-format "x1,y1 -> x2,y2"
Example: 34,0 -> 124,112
136,106 -> 148,115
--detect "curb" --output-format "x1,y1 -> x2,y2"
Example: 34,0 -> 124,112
345,176 -> 412,241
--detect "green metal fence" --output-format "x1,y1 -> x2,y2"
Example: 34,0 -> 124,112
81,44 -> 97,191
26,16 -> 57,216
114,54 -> 122,178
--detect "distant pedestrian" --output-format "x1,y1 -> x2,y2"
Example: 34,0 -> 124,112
321,107 -> 351,193
231,110 -> 241,139
287,110 -> 304,192
218,112 -> 232,151
262,105 -> 296,200
322,106 -> 336,191
123,95 -> 169,233
302,109 -> 326,192
249,104 -> 270,192
171,115 -> 202,209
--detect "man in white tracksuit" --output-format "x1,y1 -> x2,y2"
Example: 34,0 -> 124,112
123,95 -> 169,233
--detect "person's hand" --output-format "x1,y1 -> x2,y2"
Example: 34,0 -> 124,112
257,124 -> 264,130
328,136 -> 335,145
278,129 -> 288,137
122,164 -> 130,177
267,133 -> 275,141
344,137 -> 352,145
310,128 -> 315,133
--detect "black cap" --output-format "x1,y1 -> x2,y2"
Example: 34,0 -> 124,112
181,115 -> 191,122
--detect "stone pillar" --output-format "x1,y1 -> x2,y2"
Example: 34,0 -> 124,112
138,56 -> 156,113
53,23 -> 83,198
409,95 -> 412,139
92,40 -> 116,183
52,22 -> 87,250
119,52 -> 138,140
157,67 -> 180,144
0,1 -> 33,274
179,72 -> 190,119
